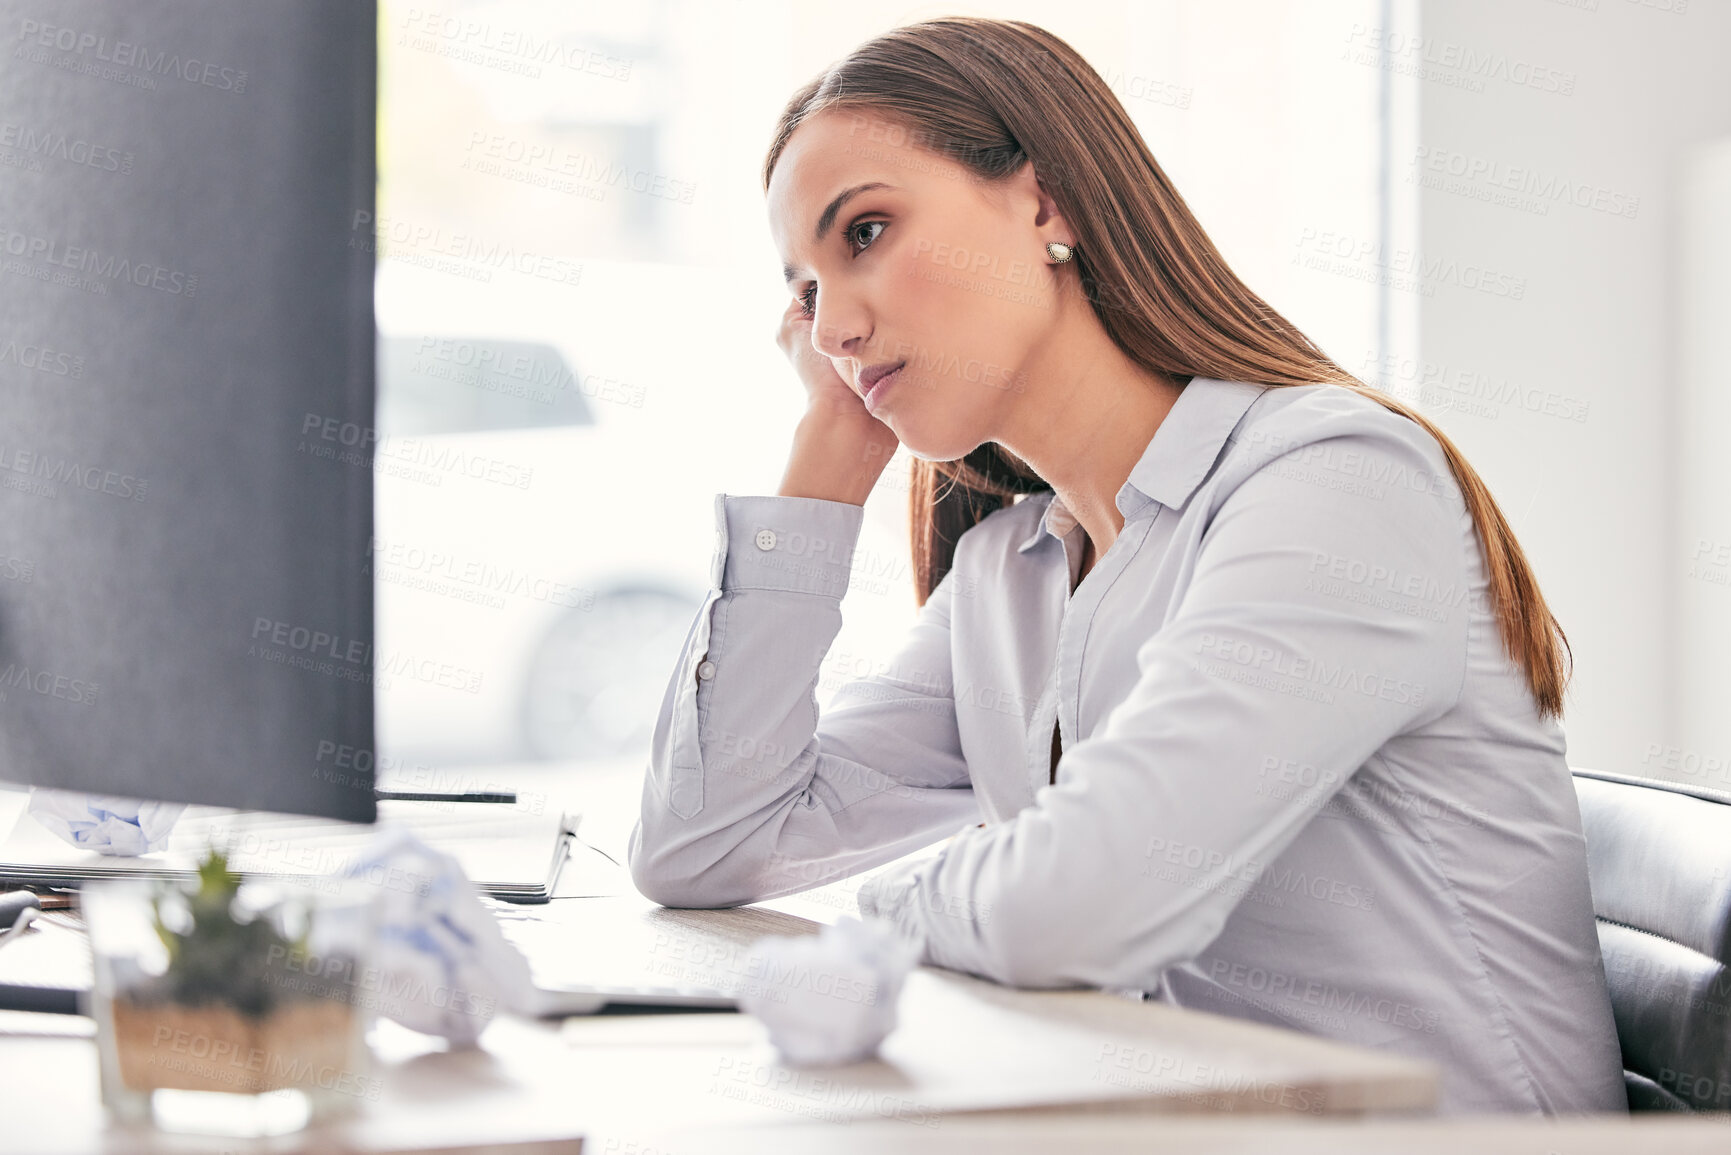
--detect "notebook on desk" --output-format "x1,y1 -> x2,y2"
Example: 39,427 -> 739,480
0,799 -> 578,902
497,912 -> 741,1016
487,896 -> 822,1016
0,826 -> 746,1019
0,797 -> 742,1016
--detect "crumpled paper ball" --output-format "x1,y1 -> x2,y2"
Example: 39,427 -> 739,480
738,915 -> 923,1066
341,825 -> 536,1046
26,789 -> 184,855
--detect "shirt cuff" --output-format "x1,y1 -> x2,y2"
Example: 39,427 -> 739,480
855,853 -> 936,955
712,493 -> 866,599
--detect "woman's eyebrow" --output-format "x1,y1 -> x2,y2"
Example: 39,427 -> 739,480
782,181 -> 898,284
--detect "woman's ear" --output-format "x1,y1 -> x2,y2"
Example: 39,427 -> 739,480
1008,158 -> 1073,246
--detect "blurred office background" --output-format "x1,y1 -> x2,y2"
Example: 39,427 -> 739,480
367,0 -> 1731,795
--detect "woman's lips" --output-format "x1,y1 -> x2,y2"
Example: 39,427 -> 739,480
861,362 -> 905,410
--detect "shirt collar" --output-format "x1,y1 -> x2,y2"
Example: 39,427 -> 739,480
1015,376 -> 1268,553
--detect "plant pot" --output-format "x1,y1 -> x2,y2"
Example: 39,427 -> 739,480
85,873 -> 377,1137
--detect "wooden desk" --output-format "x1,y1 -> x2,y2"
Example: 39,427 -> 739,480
2,764 -> 1726,1152
0,889 -> 1438,1153
7,1009 -> 1731,1155
543,894 -> 1438,1118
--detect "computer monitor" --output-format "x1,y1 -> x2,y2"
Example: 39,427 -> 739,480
0,0 -> 378,821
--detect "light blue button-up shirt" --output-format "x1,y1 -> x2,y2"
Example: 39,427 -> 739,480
628,376 -> 1627,1113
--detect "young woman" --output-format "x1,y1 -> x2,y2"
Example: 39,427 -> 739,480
627,17 -> 1625,1114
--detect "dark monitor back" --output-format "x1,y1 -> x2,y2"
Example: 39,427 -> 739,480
0,0 -> 378,821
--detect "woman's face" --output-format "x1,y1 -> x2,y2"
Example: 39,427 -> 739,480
767,108 -> 1070,460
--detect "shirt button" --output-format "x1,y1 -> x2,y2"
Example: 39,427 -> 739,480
754,529 -> 777,551
696,660 -> 716,680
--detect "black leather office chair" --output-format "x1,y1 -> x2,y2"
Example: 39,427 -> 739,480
1573,767 -> 1731,1111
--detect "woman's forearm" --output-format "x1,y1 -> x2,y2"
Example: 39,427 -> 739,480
627,493 -> 979,909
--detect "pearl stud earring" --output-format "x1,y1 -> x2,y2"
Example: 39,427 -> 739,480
1045,241 -> 1074,264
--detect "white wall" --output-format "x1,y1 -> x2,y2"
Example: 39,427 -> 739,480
1399,0 -> 1731,781
1675,137 -> 1731,791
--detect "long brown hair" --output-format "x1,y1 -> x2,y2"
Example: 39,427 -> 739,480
761,17 -> 1571,719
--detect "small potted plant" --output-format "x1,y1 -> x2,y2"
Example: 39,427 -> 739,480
86,847 -> 376,1136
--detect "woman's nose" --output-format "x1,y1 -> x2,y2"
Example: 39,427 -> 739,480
808,298 -> 866,361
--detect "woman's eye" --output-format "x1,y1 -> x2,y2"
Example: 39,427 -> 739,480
847,220 -> 886,253
795,221 -> 884,317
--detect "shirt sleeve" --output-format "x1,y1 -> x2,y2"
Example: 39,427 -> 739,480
856,428 -> 1472,988
627,493 -> 983,909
